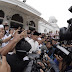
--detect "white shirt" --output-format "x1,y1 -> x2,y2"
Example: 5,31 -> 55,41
2,34 -> 11,47
55,33 -> 59,39
38,44 -> 42,48
37,44 -> 42,52
25,37 -> 30,42
28,39 -> 39,53
38,37 -> 42,40
6,30 -> 9,33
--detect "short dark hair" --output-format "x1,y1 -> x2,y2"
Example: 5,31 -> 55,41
47,40 -> 52,45
4,25 -> 9,28
33,31 -> 39,36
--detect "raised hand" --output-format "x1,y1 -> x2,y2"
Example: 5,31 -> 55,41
40,69 -> 44,72
0,56 -> 11,72
54,54 -> 63,62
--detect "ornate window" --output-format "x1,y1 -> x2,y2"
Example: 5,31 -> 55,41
0,10 -> 4,24
10,14 -> 23,28
29,21 -> 35,27
29,21 -> 36,31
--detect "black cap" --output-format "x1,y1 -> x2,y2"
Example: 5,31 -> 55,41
52,38 -> 58,41
15,38 -> 31,52
4,24 -> 9,26
4,25 -> 9,29
33,31 -> 40,36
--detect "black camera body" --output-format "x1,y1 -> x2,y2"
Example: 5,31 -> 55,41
68,6 -> 72,13
59,6 -> 72,41
59,14 -> 72,41
59,26 -> 72,41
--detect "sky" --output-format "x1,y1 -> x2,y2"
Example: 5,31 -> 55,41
20,0 -> 72,28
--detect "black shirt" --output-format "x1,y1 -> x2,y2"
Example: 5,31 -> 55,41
6,54 -> 29,72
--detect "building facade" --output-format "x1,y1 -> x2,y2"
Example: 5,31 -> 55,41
38,18 -> 59,33
0,0 -> 59,33
0,0 -> 41,31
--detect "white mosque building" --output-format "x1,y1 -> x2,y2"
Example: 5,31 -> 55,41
38,16 -> 59,33
0,0 -> 59,33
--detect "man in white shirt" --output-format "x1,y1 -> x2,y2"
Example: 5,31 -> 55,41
0,25 -> 14,47
28,31 -> 39,53
1,28 -> 13,47
55,30 -> 59,39
4,25 -> 9,36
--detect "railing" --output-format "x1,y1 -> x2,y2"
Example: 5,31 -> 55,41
11,20 -> 24,25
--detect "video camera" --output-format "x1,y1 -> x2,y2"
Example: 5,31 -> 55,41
59,20 -> 72,41
55,6 -> 72,63
59,6 -> 72,41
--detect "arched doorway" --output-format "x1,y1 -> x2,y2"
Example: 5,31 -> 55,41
29,21 -> 36,31
10,14 -> 23,29
0,10 -> 4,24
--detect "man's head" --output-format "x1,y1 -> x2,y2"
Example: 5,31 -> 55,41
56,30 -> 58,33
4,25 -> 9,30
31,35 -> 38,41
9,28 -> 14,34
46,41 -> 52,49
52,39 -> 58,45
27,30 -> 31,34
39,35 -> 42,38
21,28 -> 25,31
0,25 -> 5,35
4,21 -> 8,25
31,31 -> 39,41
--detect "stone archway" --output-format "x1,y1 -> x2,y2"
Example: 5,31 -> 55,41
29,21 -> 36,31
10,14 -> 23,29
0,10 -> 5,24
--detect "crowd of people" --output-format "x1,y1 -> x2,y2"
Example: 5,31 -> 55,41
0,22 -> 72,72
